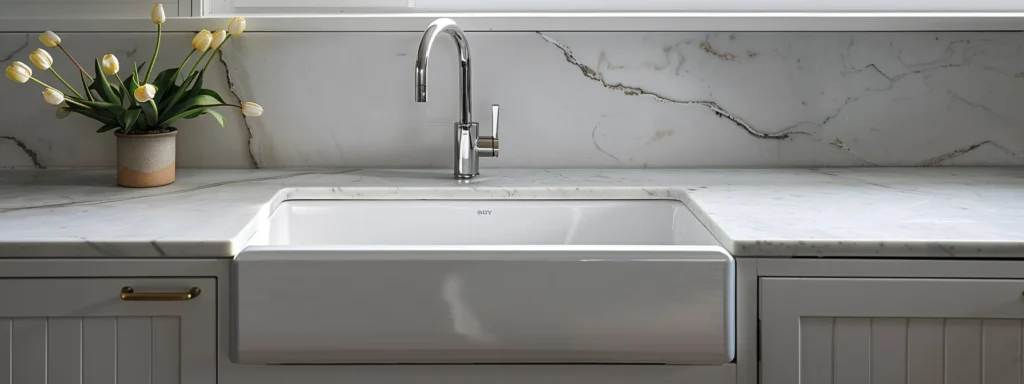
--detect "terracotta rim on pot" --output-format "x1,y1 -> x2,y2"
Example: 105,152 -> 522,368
115,128 -> 177,188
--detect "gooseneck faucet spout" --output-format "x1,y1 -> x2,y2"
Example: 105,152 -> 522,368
414,18 -> 472,125
414,18 -> 500,180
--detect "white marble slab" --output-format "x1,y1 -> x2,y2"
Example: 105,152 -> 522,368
1,168 -> 1023,258
4,31 -> 1024,169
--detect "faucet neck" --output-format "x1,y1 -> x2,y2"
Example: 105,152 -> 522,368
414,18 -> 472,125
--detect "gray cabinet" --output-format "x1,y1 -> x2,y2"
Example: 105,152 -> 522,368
0,278 -> 216,384
761,278 -> 1024,384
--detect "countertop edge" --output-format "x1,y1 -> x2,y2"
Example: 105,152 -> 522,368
3,168 -> 1022,259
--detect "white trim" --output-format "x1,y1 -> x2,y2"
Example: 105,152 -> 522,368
1,12 -> 1024,32
757,258 -> 1024,278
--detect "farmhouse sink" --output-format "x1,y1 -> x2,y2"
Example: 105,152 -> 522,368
251,200 -> 723,246
233,199 -> 734,366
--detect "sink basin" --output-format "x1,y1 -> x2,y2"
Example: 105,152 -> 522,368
234,199 -> 734,366
253,200 -> 721,247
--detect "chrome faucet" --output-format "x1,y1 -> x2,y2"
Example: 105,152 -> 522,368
414,18 -> 499,180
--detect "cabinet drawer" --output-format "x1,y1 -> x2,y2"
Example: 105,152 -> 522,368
0,278 -> 216,384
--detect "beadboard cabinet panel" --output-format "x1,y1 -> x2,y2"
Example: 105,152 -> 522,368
761,278 -> 1024,384
0,278 -> 216,384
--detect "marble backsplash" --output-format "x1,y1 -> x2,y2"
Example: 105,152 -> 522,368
2,31 -> 1024,169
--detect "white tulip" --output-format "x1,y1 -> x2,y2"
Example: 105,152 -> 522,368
151,4 -> 166,25
39,31 -> 61,48
210,30 -> 227,50
101,54 -> 119,75
228,17 -> 246,35
42,89 -> 64,106
241,102 -> 263,117
5,61 -> 32,83
29,49 -> 53,70
192,30 -> 213,52
134,84 -> 157,103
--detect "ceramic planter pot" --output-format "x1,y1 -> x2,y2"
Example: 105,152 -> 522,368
114,128 -> 177,188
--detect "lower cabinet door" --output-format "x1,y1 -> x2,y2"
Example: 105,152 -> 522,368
0,278 -> 216,384
761,278 -> 1024,384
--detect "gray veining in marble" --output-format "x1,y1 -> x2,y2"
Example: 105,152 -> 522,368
3,31 -> 1024,169
1,168 -> 1023,258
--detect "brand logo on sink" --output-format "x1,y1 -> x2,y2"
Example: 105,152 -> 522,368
477,210 -> 492,216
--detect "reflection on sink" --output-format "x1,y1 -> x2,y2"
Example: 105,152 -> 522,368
251,200 -> 721,247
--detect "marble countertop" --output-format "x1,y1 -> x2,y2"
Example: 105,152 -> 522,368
1,167 -> 1023,258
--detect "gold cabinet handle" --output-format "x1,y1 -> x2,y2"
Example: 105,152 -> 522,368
120,286 -> 201,301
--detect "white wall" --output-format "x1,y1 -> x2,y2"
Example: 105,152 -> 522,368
2,31 -> 1024,169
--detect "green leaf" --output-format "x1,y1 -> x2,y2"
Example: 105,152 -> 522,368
165,108 -> 226,128
157,84 -> 180,109
108,106 -> 127,127
157,71 -> 214,126
158,108 -> 199,128
92,59 -> 119,103
160,71 -> 197,113
152,68 -> 178,94
72,99 -> 120,110
88,82 -> 119,103
95,123 -> 119,133
122,72 -> 141,108
69,108 -> 118,126
79,70 -> 94,101
185,71 -> 204,101
158,94 -> 222,124
140,101 -> 158,127
121,75 -> 132,95
158,106 -> 208,128
123,107 -> 142,133
197,89 -> 226,104
200,109 -> 226,127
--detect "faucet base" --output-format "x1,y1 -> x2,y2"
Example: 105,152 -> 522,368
454,122 -> 481,179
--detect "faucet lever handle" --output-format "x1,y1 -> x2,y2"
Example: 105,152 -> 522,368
476,104 -> 500,158
490,104 -> 500,139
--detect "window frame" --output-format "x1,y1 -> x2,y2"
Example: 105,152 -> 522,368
1,8 -> 1023,32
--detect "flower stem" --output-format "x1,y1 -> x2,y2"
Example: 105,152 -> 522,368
78,70 -> 94,101
201,103 -> 242,108
187,50 -> 210,79
201,34 -> 231,73
56,44 -> 93,81
144,24 -> 162,84
63,98 -> 90,108
114,73 -> 131,103
179,50 -> 210,91
29,77 -> 61,92
48,68 -> 83,98
148,100 -> 159,121
172,49 -> 196,84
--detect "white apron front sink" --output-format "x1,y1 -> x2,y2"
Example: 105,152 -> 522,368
256,200 -> 722,246
233,199 -> 734,366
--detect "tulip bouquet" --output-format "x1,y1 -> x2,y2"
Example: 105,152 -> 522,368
4,4 -> 263,134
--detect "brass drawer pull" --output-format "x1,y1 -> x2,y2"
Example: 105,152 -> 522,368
120,286 -> 201,301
